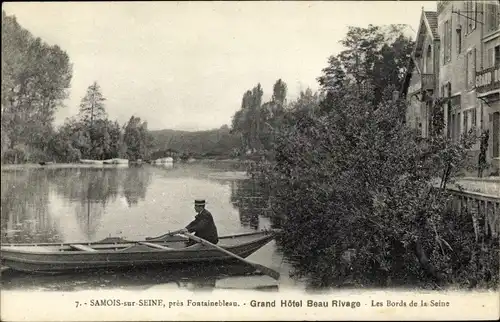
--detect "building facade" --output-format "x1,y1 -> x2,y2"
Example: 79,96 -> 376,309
438,0 -> 499,174
403,10 -> 440,138
475,1 -> 500,174
404,1 -> 499,174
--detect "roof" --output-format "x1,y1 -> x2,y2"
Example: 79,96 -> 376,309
424,11 -> 439,39
401,9 -> 439,97
412,10 -> 439,57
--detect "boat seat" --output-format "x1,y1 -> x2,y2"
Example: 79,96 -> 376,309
138,242 -> 174,250
70,244 -> 98,252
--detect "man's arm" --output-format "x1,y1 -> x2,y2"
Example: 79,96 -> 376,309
186,217 -> 209,233
185,219 -> 197,232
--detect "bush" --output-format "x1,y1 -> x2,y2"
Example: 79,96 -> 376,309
250,88 -> 497,289
2,147 -> 27,164
25,148 -> 50,163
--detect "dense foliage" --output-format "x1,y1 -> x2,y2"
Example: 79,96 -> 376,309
253,85 -> 500,289
247,25 -> 498,289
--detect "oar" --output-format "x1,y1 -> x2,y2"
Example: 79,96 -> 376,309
179,232 -> 280,280
145,229 -> 185,241
2,229 -> 186,247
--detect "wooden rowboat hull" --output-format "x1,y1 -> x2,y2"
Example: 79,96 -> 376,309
0,230 -> 276,274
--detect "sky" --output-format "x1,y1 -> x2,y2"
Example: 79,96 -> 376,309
3,1 -> 437,131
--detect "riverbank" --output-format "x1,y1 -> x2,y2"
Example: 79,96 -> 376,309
0,158 -> 247,168
0,163 -> 131,170
2,161 -> 498,196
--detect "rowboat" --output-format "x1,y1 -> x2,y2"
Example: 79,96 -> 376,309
79,159 -> 104,165
103,158 -> 129,165
152,157 -> 174,164
0,230 -> 277,274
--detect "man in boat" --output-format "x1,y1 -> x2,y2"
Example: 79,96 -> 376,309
180,199 -> 219,246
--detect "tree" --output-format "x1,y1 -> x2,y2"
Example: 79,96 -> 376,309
231,81 -> 287,155
48,118 -> 88,162
106,120 -> 124,159
317,24 -> 413,110
123,116 -> 153,161
78,82 -> 107,127
1,11 -> 72,161
233,90 -> 254,152
267,79 -> 289,142
272,79 -> 287,108
77,82 -> 108,158
250,84 -> 264,151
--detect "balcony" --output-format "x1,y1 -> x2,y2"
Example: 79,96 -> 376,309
476,65 -> 500,94
406,74 -> 435,96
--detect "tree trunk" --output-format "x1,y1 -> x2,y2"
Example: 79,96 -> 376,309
413,240 -> 442,283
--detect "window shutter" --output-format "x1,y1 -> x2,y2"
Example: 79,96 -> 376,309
472,1 -> 477,30
441,24 -> 445,63
472,107 -> 477,129
466,1 -> 470,33
489,3 -> 499,32
487,48 -> 494,68
466,50 -> 469,89
464,110 -> 468,133
473,48 -> 476,89
448,20 -> 452,60
467,49 -> 476,90
495,4 -> 499,30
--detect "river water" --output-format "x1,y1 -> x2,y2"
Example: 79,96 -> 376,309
0,162 -> 302,292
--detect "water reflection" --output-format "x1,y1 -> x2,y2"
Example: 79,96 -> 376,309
1,165 -> 280,242
1,167 -> 153,243
1,164 -> 289,291
122,167 -> 152,207
229,179 -> 282,230
0,263 -> 277,292
1,170 -> 61,244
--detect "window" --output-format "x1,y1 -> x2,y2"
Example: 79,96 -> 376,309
464,110 -> 468,133
450,94 -> 460,141
495,46 -> 500,66
425,45 -> 433,73
466,1 -> 478,34
442,82 -> 451,98
486,2 -> 499,33
456,26 -> 462,54
487,48 -> 494,68
451,113 -> 456,140
443,20 -> 452,63
466,48 -> 476,90
446,102 -> 453,139
471,108 -> 477,130
472,1 -> 477,31
493,112 -> 499,158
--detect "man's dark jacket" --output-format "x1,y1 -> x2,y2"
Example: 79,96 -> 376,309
186,209 -> 219,244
